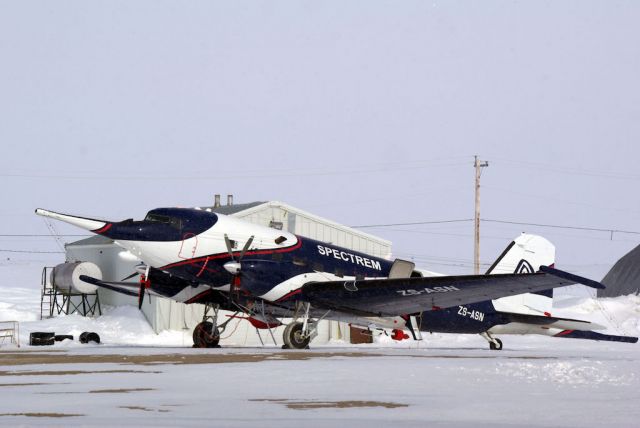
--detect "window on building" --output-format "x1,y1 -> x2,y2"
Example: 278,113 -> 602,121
269,220 -> 283,230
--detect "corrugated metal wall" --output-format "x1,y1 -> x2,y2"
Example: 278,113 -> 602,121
236,205 -> 391,259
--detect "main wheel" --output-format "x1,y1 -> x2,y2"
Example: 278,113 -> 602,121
193,321 -> 221,348
283,322 -> 310,349
489,338 -> 503,351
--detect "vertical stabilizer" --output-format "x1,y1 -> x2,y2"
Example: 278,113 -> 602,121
489,234 -> 556,316
486,234 -> 555,275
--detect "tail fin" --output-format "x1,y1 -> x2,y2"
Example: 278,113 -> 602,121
486,233 -> 555,275
489,234 -> 556,315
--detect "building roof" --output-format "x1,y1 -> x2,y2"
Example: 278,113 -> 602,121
66,234 -> 114,247
599,244 -> 640,297
203,201 -> 266,215
231,201 -> 391,247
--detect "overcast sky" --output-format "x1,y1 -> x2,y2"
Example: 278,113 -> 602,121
1,1 -> 639,285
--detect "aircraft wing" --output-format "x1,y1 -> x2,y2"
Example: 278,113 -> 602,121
79,275 -> 165,298
299,267 -> 604,317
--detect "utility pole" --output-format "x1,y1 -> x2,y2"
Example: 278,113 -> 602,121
474,155 -> 489,275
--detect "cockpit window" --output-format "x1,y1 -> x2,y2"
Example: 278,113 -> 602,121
144,213 -> 182,230
145,213 -> 170,223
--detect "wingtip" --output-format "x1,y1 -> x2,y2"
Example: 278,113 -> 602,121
539,265 -> 606,289
33,208 -> 107,232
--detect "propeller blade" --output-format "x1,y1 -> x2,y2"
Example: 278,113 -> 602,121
238,235 -> 255,261
121,271 -> 139,281
224,234 -> 235,260
123,263 -> 148,281
138,282 -> 145,310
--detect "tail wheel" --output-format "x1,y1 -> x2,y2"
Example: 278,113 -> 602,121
193,321 -> 220,348
489,338 -> 503,351
283,322 -> 310,349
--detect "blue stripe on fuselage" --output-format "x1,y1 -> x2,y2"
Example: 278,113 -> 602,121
161,236 -> 394,297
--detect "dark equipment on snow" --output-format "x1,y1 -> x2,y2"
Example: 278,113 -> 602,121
79,331 -> 101,344
29,332 -> 55,346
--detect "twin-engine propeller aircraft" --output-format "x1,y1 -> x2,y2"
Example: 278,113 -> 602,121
35,207 -> 636,350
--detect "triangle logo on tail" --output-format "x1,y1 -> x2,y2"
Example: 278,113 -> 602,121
515,259 -> 534,274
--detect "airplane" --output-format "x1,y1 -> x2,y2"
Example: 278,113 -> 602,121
35,206 -> 637,350
408,234 -> 638,349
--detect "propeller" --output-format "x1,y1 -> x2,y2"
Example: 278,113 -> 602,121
119,263 -> 151,310
134,264 -> 150,310
223,234 -> 254,302
120,263 -> 148,281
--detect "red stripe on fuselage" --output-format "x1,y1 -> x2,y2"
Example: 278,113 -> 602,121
160,237 -> 303,270
275,288 -> 302,302
555,329 -> 574,336
93,223 -> 112,234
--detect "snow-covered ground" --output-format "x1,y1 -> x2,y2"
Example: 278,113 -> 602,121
0,262 -> 639,427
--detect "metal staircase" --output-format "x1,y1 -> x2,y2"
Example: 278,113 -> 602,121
40,267 -> 55,319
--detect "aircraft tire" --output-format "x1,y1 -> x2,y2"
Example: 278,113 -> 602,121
489,338 -> 503,351
79,332 -> 101,344
283,322 -> 310,350
192,321 -> 220,348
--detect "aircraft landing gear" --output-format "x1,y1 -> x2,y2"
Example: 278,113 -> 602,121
192,303 -> 230,348
282,303 -> 323,349
282,322 -> 311,349
480,332 -> 503,351
489,338 -> 503,350
193,321 -> 220,348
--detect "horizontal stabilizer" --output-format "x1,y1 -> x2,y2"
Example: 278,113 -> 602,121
538,265 -> 606,289
503,312 -> 605,331
555,329 -> 638,343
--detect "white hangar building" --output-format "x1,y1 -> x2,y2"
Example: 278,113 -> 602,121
64,198 -> 392,346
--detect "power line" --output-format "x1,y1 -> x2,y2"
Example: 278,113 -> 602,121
351,218 -> 640,237
493,158 -> 640,182
0,157 -> 471,181
481,219 -> 640,236
0,249 -> 64,254
351,219 -> 473,228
